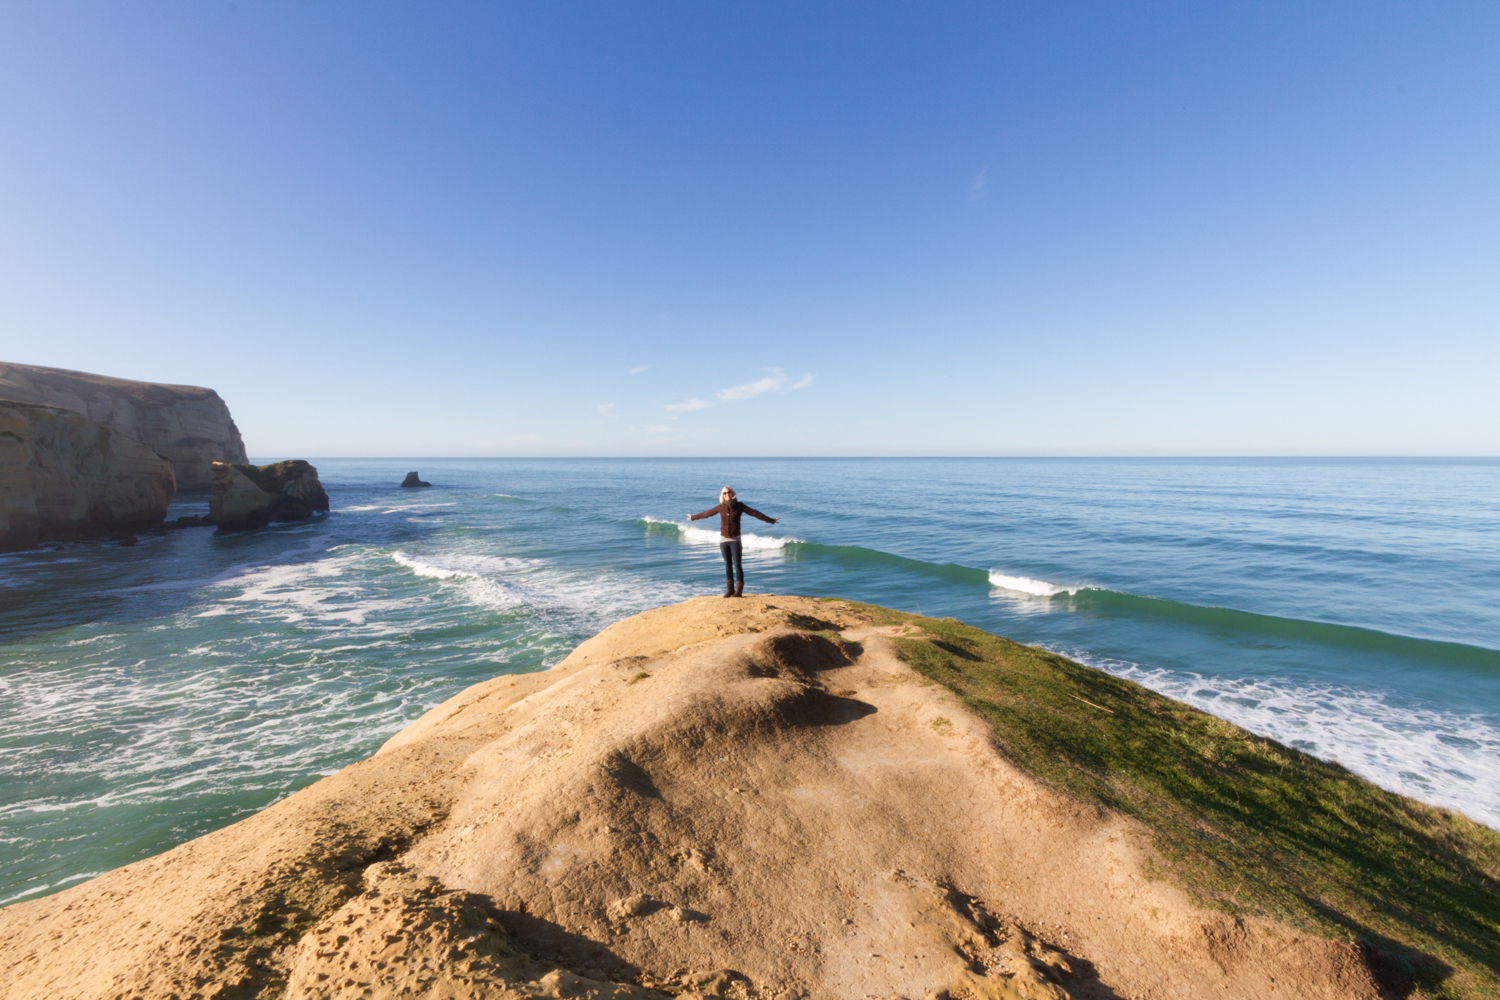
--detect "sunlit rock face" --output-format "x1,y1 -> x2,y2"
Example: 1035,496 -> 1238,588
0,400 -> 176,551
209,459 -> 329,531
0,362 -> 247,491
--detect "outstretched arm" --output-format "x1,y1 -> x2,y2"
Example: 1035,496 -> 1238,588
687,504 -> 723,521
741,504 -> 778,524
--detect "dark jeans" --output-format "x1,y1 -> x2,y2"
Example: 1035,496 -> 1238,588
720,538 -> 744,584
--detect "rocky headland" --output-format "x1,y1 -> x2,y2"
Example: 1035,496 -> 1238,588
0,361 -> 336,547
0,399 -> 176,551
0,362 -> 247,491
4,596 -> 1495,1000
211,459 -> 330,531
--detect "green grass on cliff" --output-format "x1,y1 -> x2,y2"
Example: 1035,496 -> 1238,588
825,600 -> 1500,1000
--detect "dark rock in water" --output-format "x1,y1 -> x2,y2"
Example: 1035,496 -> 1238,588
117,535 -> 138,547
171,514 -> 211,528
210,460 -> 330,531
401,471 -> 432,488
0,399 -> 176,552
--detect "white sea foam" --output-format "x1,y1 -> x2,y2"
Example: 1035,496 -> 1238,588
0,884 -> 53,904
1,537 -> 649,906
988,571 -> 1080,596
380,502 -> 458,514
57,870 -> 104,885
390,546 -> 688,624
641,516 -> 801,551
388,551 -> 539,610
392,551 -> 539,579
324,641 -> 401,654
1051,645 -> 1500,830
392,552 -> 476,580
195,553 -> 419,629
0,868 -> 109,902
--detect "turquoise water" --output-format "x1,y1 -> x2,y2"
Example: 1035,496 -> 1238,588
2,457 -> 1498,906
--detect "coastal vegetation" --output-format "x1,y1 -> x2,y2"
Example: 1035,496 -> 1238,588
833,600 -> 1500,999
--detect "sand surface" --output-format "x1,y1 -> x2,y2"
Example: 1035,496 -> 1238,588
0,596 -> 1388,999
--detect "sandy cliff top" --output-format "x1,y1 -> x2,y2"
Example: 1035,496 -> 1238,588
0,596 -> 1469,999
0,361 -> 226,404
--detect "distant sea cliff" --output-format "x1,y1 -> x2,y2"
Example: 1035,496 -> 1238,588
0,362 -> 248,551
0,362 -> 247,490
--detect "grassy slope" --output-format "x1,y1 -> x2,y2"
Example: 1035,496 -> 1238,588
820,600 -> 1500,1000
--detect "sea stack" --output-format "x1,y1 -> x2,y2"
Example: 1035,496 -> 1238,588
0,362 -> 248,491
0,400 -> 176,551
210,460 -> 330,530
401,471 -> 432,487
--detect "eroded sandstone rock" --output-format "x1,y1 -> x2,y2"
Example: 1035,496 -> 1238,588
283,862 -> 665,1000
0,597 -> 1393,1000
0,400 -> 175,551
210,459 -> 330,531
0,361 -> 248,490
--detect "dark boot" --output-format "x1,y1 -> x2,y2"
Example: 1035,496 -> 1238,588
734,580 -> 744,597
723,579 -> 735,598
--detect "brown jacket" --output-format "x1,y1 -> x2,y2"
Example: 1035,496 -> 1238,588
689,500 -> 775,539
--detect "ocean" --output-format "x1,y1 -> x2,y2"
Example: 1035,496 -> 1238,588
2,457 -> 1497,907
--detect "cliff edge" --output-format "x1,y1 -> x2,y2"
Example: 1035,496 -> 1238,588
1,597 -> 1494,999
0,361 -> 247,490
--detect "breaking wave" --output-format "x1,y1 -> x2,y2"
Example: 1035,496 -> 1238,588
392,551 -> 478,580
639,517 -> 802,551
643,519 -> 1500,674
987,572 -> 1082,597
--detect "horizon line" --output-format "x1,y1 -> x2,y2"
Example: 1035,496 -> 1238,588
242,454 -> 1500,461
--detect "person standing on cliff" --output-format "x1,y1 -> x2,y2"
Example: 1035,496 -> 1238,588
688,486 -> 779,598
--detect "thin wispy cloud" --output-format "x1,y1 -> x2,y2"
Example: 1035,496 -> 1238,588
969,166 -> 988,201
718,373 -> 785,402
717,368 -> 814,402
628,365 -> 650,375
665,368 -> 814,413
595,402 -> 617,417
665,397 -> 711,412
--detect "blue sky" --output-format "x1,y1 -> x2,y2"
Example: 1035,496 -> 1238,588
2,2 -> 1496,456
